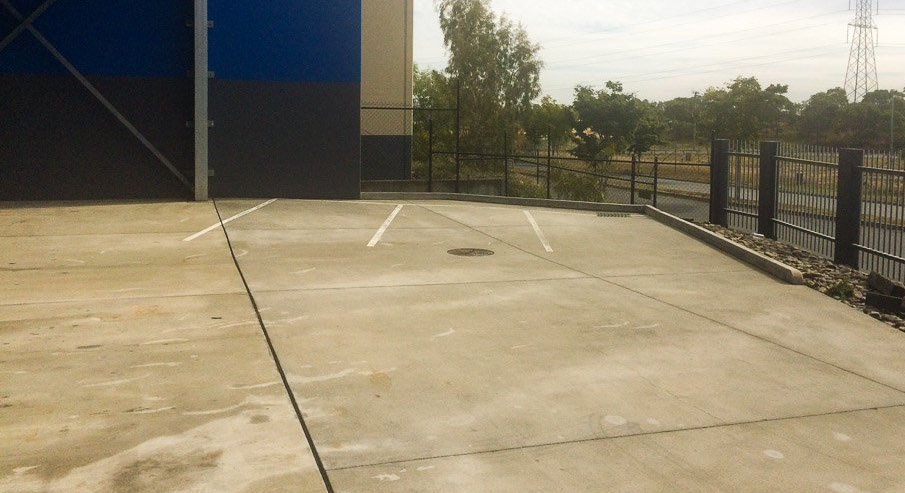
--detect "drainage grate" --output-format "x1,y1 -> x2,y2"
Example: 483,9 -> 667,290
448,248 -> 495,257
597,213 -> 631,218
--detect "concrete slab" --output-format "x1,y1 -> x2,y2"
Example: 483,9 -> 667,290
330,407 -> 905,492
254,278 -> 905,471
0,202 -> 327,493
6,198 -> 905,492
215,199 -> 408,231
0,201 -> 219,236
225,227 -> 585,292
611,270 -> 905,392
414,202 -> 752,276
219,199 -> 905,492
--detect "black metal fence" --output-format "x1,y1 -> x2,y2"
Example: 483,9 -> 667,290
711,139 -> 905,283
362,102 -> 712,220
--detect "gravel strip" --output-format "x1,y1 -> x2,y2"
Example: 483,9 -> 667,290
702,224 -> 905,332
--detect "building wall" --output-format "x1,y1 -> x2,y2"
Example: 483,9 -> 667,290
0,2 -> 193,200
208,0 -> 362,199
361,0 -> 414,181
0,0 -> 362,201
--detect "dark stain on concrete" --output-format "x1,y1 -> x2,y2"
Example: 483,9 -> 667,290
112,449 -> 223,493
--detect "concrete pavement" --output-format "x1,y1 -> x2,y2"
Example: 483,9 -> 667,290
3,199 -> 905,492
0,202 -> 327,493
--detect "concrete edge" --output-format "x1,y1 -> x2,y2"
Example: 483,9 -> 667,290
644,206 -> 806,285
360,192 -> 647,214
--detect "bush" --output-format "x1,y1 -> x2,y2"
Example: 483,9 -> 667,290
825,280 -> 856,300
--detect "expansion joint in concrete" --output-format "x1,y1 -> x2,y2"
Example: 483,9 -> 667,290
325,403 -> 905,473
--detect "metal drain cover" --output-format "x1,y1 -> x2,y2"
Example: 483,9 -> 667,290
448,248 -> 495,257
597,212 -> 631,218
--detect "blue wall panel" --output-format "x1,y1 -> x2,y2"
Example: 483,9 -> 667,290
1,0 -> 363,200
0,0 -> 191,77
209,0 -> 360,82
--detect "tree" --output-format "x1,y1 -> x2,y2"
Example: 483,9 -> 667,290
570,82 -> 662,162
660,93 -> 702,144
700,77 -> 794,141
797,88 -> 848,145
838,89 -> 905,149
523,96 -> 574,150
436,0 -> 542,151
412,65 -> 457,165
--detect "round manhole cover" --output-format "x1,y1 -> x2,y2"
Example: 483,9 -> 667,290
448,248 -> 495,257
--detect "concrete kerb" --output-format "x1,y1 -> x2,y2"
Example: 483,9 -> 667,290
643,206 -> 805,285
360,192 -> 804,285
359,192 -> 645,214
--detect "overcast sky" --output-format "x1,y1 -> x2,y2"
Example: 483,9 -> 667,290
413,0 -> 905,103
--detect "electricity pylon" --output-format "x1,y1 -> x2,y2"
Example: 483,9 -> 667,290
844,0 -> 879,103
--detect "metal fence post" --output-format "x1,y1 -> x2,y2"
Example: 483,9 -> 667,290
630,153 -> 637,205
427,117 -> 434,193
455,79 -> 461,194
503,131 -> 509,197
653,157 -> 659,208
758,141 -> 779,239
835,148 -> 864,268
710,139 -> 730,226
546,129 -> 552,199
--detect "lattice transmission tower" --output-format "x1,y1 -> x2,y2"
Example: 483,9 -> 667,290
844,0 -> 879,103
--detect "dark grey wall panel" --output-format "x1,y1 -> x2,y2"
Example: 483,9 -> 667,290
0,75 -> 192,201
209,80 -> 361,199
362,135 -> 412,181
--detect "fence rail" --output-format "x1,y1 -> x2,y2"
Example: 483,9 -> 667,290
711,139 -> 905,283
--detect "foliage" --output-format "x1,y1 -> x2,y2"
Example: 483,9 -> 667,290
435,0 -> 542,151
418,0 -> 903,175
793,88 -> 904,149
797,88 -> 848,145
570,82 -> 663,162
523,96 -> 574,150
507,175 -> 547,199
699,77 -> 795,141
659,92 -> 703,144
552,169 -> 604,202
412,65 -> 457,163
825,280 -> 856,300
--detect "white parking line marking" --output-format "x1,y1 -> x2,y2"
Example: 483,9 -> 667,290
524,210 -> 553,253
183,199 -> 278,242
368,205 -> 404,247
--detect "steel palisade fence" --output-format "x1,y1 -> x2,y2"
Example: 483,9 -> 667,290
711,139 -> 905,283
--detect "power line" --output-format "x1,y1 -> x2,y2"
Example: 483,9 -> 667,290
540,0 -> 758,45
546,9 -> 845,68
545,44 -> 843,91
542,0 -> 806,49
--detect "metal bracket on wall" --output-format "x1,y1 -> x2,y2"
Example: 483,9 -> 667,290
0,0 -> 193,190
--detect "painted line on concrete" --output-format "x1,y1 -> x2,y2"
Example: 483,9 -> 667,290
183,199 -> 278,242
367,205 -> 404,247
524,210 -> 553,253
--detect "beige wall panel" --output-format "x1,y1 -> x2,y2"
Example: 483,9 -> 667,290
362,0 -> 414,136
